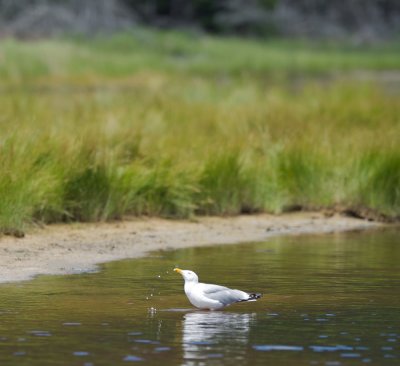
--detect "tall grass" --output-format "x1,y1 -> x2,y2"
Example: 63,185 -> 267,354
0,30 -> 399,232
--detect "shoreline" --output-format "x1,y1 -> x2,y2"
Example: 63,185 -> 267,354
0,212 -> 383,284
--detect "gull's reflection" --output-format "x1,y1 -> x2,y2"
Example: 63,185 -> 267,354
182,311 -> 254,365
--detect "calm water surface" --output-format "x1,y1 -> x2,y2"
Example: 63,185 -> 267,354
0,228 -> 399,365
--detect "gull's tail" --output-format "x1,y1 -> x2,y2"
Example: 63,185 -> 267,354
248,293 -> 262,301
238,293 -> 262,302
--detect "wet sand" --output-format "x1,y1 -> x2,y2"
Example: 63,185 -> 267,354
0,212 -> 381,283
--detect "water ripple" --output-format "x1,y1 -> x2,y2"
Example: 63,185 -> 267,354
123,355 -> 144,362
310,345 -> 353,352
253,345 -> 304,351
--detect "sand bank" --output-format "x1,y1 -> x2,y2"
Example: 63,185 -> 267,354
0,213 -> 381,283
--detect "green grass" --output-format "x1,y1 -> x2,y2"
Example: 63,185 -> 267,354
1,29 -> 400,83
0,29 -> 399,232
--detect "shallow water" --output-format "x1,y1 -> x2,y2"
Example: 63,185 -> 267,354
0,228 -> 399,365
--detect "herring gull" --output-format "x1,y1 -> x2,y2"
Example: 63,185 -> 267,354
174,268 -> 262,310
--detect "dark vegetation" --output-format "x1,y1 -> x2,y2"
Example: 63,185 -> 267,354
0,0 -> 399,41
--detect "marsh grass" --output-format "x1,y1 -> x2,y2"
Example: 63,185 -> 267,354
354,151 -> 400,217
0,30 -> 399,232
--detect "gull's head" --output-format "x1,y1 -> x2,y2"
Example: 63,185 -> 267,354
174,268 -> 199,283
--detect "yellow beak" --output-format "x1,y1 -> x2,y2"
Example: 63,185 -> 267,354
174,268 -> 182,274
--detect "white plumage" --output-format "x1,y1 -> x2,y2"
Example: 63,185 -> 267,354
174,268 -> 262,310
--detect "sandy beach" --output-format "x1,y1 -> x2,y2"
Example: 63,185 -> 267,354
0,212 -> 382,284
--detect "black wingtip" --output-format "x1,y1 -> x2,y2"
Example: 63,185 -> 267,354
249,293 -> 262,300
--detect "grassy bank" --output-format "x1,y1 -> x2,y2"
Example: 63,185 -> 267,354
0,30 -> 399,232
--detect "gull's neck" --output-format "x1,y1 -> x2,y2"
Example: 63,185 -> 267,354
184,278 -> 198,290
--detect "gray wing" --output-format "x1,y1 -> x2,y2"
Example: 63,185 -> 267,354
200,283 -> 248,305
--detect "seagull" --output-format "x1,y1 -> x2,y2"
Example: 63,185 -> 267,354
174,268 -> 262,310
